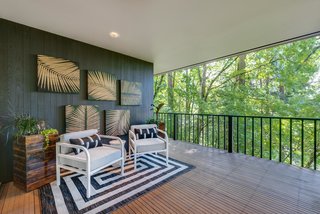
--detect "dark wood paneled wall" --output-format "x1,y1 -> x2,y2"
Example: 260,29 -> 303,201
0,19 -> 154,182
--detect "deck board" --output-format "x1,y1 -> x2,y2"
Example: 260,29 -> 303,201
1,140 -> 320,213
114,140 -> 320,214
0,183 -> 9,212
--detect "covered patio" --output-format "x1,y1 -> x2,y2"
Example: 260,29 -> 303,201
1,140 -> 320,213
0,1 -> 320,213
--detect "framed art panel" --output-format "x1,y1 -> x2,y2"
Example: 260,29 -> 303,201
65,105 -> 100,133
37,55 -> 80,93
87,70 -> 117,101
120,80 -> 142,105
105,110 -> 130,136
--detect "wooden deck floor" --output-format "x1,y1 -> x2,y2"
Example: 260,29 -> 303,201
1,140 -> 320,213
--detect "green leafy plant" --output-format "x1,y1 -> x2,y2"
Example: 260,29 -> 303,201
148,103 -> 165,131
14,114 -> 39,138
40,128 -> 59,149
0,115 -> 15,145
146,118 -> 160,126
150,103 -> 165,123
1,113 -> 58,150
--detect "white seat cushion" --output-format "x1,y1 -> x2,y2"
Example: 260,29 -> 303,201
134,138 -> 166,153
59,146 -> 121,171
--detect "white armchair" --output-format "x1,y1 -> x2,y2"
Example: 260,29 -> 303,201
56,129 -> 125,198
128,124 -> 169,170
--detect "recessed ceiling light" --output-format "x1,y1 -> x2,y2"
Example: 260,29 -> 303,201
109,32 -> 119,38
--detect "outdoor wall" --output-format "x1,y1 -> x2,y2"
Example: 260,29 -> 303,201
0,19 -> 154,182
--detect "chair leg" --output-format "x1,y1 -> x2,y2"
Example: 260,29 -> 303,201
121,158 -> 124,176
166,150 -> 169,166
56,165 -> 60,186
128,145 -> 131,159
87,173 -> 91,198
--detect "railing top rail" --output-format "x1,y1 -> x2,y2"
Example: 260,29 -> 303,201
157,112 -> 320,121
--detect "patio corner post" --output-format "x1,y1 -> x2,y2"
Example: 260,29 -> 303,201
228,116 -> 233,153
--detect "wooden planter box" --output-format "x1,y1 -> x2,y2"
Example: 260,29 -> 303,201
13,134 -> 58,192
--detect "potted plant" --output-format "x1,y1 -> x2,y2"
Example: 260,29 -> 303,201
1,113 -> 39,147
14,114 -> 39,139
13,114 -> 59,150
40,128 -> 59,149
149,103 -> 165,131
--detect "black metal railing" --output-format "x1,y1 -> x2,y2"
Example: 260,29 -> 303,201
157,112 -> 320,171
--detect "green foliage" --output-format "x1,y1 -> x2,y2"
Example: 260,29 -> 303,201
40,128 -> 58,149
154,36 -> 320,170
146,118 -> 160,125
1,113 -> 59,150
14,114 -> 39,137
151,103 -> 165,121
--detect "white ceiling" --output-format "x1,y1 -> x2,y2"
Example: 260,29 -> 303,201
0,0 -> 320,74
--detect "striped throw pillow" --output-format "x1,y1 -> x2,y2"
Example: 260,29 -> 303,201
134,128 -> 158,139
69,134 -> 102,155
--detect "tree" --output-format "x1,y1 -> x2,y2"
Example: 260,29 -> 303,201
153,36 -> 320,170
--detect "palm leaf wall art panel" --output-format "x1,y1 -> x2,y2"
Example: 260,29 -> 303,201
105,110 -> 130,136
120,80 -> 142,105
87,70 -> 116,100
37,55 -> 80,93
65,105 -> 100,133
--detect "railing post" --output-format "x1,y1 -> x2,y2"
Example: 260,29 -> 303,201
173,113 -> 177,140
228,116 -> 233,153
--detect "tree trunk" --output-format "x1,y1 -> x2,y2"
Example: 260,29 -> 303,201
185,69 -> 191,113
279,85 -> 285,101
198,64 -> 207,114
237,54 -> 246,85
167,72 -> 174,111
153,75 -> 165,99
200,64 -> 207,102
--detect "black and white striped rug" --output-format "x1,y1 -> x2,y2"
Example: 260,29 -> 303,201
40,154 -> 193,214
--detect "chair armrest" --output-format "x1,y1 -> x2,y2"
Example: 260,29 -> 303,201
157,129 -> 169,150
56,142 -> 90,153
56,142 -> 90,167
128,130 -> 137,149
157,129 -> 168,141
99,135 -> 125,158
129,130 -> 136,141
99,135 -> 124,142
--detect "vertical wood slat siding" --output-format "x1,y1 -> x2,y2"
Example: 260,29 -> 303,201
0,18 -> 154,183
0,18 -> 10,188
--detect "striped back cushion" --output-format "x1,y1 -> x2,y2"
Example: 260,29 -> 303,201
134,128 -> 158,139
69,134 -> 102,155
